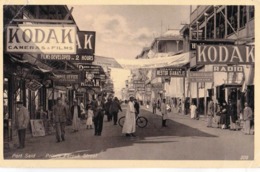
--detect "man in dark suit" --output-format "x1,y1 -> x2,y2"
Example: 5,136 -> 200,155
92,94 -> 105,136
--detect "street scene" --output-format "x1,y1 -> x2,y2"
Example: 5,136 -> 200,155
3,5 -> 255,161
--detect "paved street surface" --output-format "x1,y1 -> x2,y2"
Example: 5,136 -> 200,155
4,105 -> 254,160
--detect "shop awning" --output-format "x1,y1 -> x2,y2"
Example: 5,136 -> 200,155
9,54 -> 55,76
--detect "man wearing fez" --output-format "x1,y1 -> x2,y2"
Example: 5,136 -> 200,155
52,97 -> 67,142
15,101 -> 30,149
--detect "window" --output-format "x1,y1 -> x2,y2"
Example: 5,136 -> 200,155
239,6 -> 247,28
216,9 -> 225,38
227,6 -> 238,35
206,17 -> 214,39
249,6 -> 254,20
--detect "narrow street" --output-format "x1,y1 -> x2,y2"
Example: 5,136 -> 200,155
4,105 -> 254,160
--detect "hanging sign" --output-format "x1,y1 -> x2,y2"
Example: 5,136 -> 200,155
196,45 -> 255,64
53,71 -> 80,84
189,72 -> 214,82
26,79 -> 42,91
38,31 -> 96,62
6,24 -> 77,54
156,67 -> 186,77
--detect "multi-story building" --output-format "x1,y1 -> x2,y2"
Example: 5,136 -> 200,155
180,5 -> 254,115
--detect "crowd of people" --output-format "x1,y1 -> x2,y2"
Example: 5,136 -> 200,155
14,94 -> 253,149
189,99 -> 254,135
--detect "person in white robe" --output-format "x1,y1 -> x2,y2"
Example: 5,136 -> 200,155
122,97 -> 136,137
190,102 -> 197,119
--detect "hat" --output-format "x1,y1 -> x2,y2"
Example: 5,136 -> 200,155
16,101 -> 23,105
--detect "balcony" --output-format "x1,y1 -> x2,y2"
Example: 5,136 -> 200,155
190,5 -> 210,25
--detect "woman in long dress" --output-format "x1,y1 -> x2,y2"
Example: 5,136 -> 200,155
122,97 -> 136,137
71,100 -> 81,132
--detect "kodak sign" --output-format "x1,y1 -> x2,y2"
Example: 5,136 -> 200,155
6,24 -> 77,54
196,45 -> 254,64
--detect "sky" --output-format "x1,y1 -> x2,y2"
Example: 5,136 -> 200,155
69,5 -> 190,59
69,5 -> 191,99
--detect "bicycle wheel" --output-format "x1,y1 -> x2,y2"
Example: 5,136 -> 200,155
118,116 -> 126,128
136,116 -> 148,128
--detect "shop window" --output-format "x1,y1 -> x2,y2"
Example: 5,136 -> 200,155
239,6 -> 247,28
227,6 -> 238,35
249,6 -> 254,20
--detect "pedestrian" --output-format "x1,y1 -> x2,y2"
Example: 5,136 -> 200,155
207,99 -> 214,127
105,97 -> 113,122
190,102 -> 197,119
215,103 -> 221,128
219,101 -> 228,129
15,101 -> 30,149
161,98 -> 169,127
64,99 -> 71,125
71,99 -> 81,132
53,97 -> 67,142
109,97 -> 122,125
228,99 -> 237,130
86,104 -> 94,129
134,99 -> 140,117
243,102 -> 253,135
152,100 -> 157,114
80,100 -> 86,120
122,96 -> 136,137
93,94 -> 105,136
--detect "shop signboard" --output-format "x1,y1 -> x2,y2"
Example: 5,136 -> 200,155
75,93 -> 84,97
196,45 -> 255,64
53,72 -> 80,84
30,120 -> 46,137
26,79 -> 42,91
189,72 -> 214,82
136,87 -> 145,91
38,54 -> 94,62
151,83 -> 163,89
156,67 -> 186,77
6,24 -> 77,54
38,31 -> 96,62
78,64 -> 101,75
213,65 -> 244,72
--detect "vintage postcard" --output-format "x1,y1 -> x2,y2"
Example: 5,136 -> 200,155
0,0 -> 259,168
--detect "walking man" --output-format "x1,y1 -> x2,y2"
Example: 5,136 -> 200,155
15,101 -> 30,149
122,96 -> 136,137
161,98 -> 169,127
207,99 -> 214,127
152,100 -> 157,114
134,99 -> 140,117
53,97 -> 67,142
110,97 -> 122,125
93,94 -> 105,136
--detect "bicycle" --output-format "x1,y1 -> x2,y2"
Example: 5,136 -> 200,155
118,115 -> 148,128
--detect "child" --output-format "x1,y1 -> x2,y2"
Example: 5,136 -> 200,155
86,105 -> 94,129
